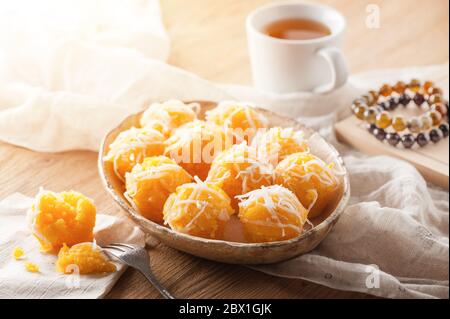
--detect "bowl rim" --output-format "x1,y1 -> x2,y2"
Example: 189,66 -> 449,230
98,101 -> 350,249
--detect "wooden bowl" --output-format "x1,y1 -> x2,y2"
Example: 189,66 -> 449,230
98,101 -> 350,264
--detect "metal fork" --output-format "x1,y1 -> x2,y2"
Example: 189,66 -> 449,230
103,243 -> 175,299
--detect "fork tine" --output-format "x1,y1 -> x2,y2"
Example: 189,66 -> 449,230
103,243 -> 174,299
110,243 -> 136,250
103,245 -> 126,253
102,249 -> 120,259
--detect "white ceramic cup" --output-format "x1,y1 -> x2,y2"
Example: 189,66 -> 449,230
246,1 -> 348,94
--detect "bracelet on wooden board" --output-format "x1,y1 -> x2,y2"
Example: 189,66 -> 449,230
351,79 -> 449,148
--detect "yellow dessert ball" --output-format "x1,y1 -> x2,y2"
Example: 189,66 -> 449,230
237,185 -> 308,243
27,190 -> 96,254
125,156 -> 192,223
274,152 -> 339,219
56,243 -> 116,275
205,101 -> 268,143
104,127 -> 166,181
164,120 -> 233,180
140,100 -> 198,136
163,178 -> 235,240
206,143 -> 273,210
252,127 -> 309,166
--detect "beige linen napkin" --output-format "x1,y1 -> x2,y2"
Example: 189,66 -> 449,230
0,0 -> 448,299
0,193 -> 145,299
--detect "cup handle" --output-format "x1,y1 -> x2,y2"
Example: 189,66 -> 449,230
313,47 -> 349,94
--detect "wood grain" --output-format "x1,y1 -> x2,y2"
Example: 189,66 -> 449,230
0,0 -> 448,299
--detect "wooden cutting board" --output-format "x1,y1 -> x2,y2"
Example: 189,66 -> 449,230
335,116 -> 449,189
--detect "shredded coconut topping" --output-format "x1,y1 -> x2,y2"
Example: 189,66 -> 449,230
140,99 -> 198,132
281,154 -> 339,188
163,176 -> 233,234
252,127 -> 309,165
205,101 -> 269,143
207,143 -> 273,193
237,185 -> 306,234
103,126 -> 165,181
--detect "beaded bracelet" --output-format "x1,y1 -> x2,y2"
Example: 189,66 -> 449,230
352,80 -> 448,135
368,122 -> 449,149
351,80 -> 449,148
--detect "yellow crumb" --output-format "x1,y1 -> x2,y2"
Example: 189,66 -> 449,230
13,247 -> 25,260
25,261 -> 40,273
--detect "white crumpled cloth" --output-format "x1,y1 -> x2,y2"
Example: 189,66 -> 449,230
0,193 -> 145,299
0,0 -> 448,299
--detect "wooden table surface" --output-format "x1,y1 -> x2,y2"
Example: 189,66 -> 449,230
0,0 -> 448,299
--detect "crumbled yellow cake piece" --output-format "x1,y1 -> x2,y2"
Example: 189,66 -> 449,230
28,189 -> 96,254
237,185 -> 308,243
125,156 -> 192,222
104,127 -> 166,181
25,261 -> 40,273
163,177 -> 235,240
274,152 -> 340,218
205,101 -> 268,143
207,143 -> 273,210
252,127 -> 309,165
56,243 -> 116,275
13,247 -> 25,260
164,120 -> 233,180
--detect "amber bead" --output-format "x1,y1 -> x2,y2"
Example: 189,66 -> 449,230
362,94 -> 376,106
375,111 -> 392,129
369,90 -> 379,103
429,94 -> 442,105
353,98 -> 365,107
393,81 -> 407,94
423,81 -> 434,94
407,117 -> 422,133
420,115 -> 432,130
429,110 -> 442,126
433,102 -> 448,116
408,79 -> 421,93
364,107 -> 378,124
379,84 -> 393,97
392,116 -> 407,132
354,105 -> 367,120
361,95 -> 369,102
431,87 -> 443,96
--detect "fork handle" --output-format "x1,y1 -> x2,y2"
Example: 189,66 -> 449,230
138,266 -> 175,299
